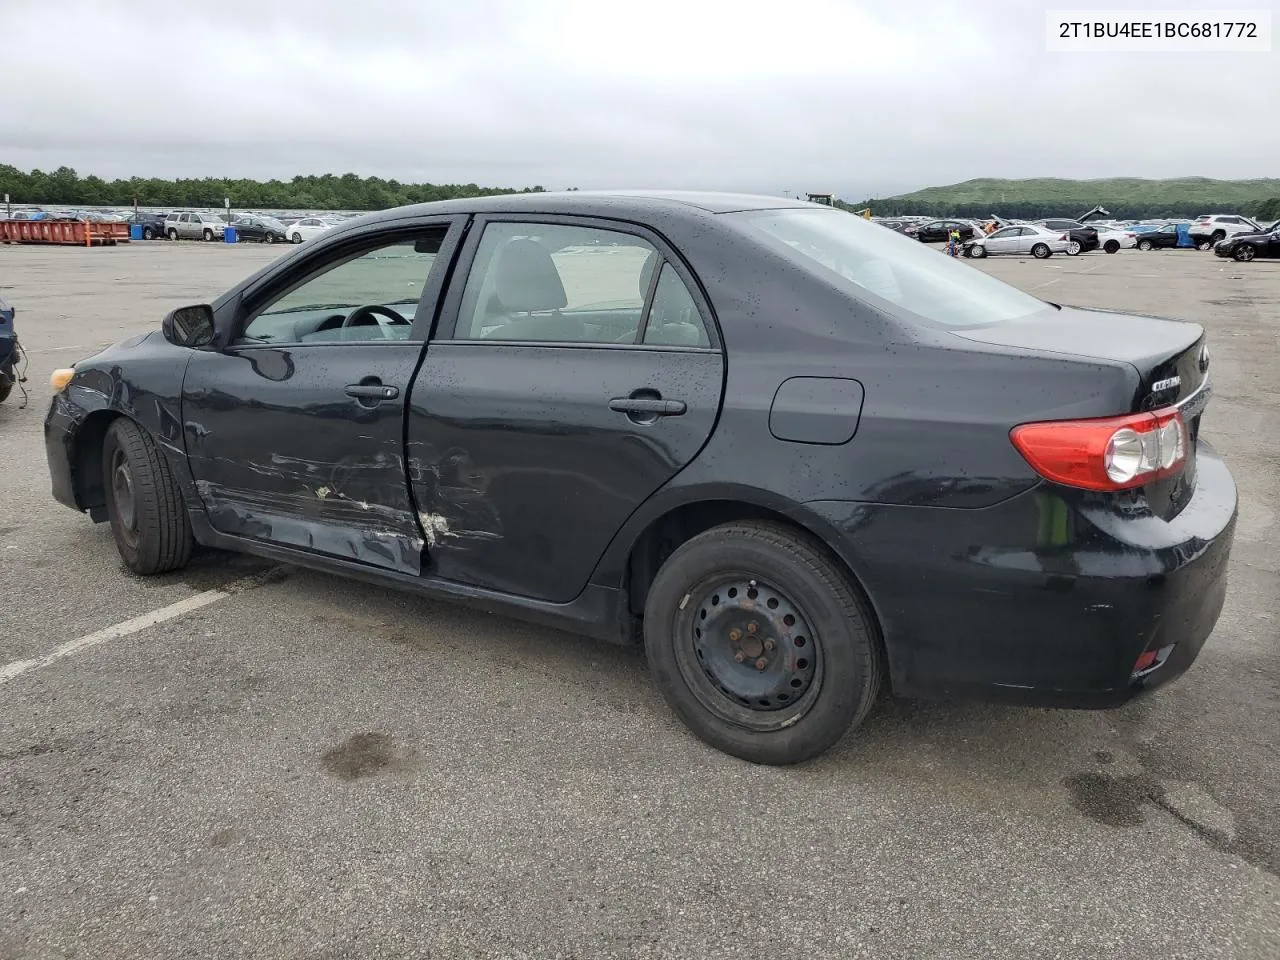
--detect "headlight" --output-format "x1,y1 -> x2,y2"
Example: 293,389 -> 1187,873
50,368 -> 75,392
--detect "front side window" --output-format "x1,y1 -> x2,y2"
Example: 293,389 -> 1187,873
238,232 -> 443,345
734,208 -> 1049,328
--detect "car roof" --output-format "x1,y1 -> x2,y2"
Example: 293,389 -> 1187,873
342,190 -> 813,228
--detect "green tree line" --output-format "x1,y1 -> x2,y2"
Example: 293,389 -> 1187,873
0,165 -> 545,211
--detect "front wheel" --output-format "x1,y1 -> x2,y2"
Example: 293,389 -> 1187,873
265,232 -> 276,244
167,228 -> 178,241
643,521 -> 882,765
290,232 -> 302,244
1031,243 -> 1051,259
101,419 -> 193,575
142,227 -> 155,240
1104,239 -> 1120,254
1137,239 -> 1153,251
969,244 -> 987,259
202,228 -> 214,241
1234,244 -> 1256,262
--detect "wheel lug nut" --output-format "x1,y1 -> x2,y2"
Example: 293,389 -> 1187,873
764,639 -> 775,651
729,629 -> 741,642
747,622 -> 758,634
755,658 -> 767,670
734,652 -> 745,663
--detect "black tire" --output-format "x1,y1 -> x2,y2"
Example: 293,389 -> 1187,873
643,521 -> 882,765
101,419 -> 193,575
167,228 -> 178,241
142,227 -> 155,241
291,232 -> 302,244
1137,239 -> 1153,251
0,378 -> 12,404
969,244 -> 987,259
1234,244 -> 1256,262
202,228 -> 214,242
265,232 -> 275,244
1196,241 -> 1212,251
1211,231 -> 1226,245
1065,240 -> 1082,256
1031,243 -> 1051,259
1104,240 -> 1120,254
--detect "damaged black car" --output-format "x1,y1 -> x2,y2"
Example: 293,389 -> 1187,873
45,192 -> 1237,764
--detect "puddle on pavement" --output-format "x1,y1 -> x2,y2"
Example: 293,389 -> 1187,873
320,731 -> 411,781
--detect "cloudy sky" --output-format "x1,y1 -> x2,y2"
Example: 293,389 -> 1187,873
1,0 -> 1274,198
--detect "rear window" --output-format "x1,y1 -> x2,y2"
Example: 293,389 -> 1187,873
732,208 -> 1049,328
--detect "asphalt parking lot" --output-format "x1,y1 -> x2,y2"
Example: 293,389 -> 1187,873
1,240 -> 1278,959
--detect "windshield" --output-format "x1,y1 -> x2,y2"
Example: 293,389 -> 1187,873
732,208 -> 1049,327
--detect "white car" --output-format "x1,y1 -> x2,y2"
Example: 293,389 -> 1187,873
964,223 -> 1071,259
286,217 -> 338,244
1188,214 -> 1261,251
1092,225 -> 1138,254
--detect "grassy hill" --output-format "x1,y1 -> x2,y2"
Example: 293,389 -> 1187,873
857,177 -> 1280,220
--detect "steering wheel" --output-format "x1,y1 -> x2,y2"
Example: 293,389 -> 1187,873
342,304 -> 410,330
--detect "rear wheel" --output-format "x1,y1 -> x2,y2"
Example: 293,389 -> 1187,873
291,232 -> 302,244
101,419 -> 193,575
1138,239 -> 1153,251
167,228 -> 178,241
1234,244 -> 1256,262
1104,239 -> 1120,254
643,521 -> 882,765
1197,241 -> 1213,251
1031,243 -> 1051,259
1065,240 -> 1082,256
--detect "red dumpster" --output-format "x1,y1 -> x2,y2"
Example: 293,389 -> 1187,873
0,220 -> 131,246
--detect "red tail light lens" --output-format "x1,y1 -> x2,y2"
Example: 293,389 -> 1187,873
1010,408 -> 1188,491
1060,234 -> 1069,241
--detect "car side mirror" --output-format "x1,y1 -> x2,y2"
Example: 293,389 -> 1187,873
162,304 -> 215,348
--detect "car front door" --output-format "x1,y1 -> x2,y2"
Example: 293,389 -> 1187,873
983,226 -> 1019,254
407,216 -> 726,602
182,216 -> 467,574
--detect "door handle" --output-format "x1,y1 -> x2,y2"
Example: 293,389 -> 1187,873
609,397 -> 686,417
345,382 -> 399,401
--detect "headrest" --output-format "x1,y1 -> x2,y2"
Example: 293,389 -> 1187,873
494,239 -> 567,313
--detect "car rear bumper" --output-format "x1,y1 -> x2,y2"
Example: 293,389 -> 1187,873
808,441 -> 1237,707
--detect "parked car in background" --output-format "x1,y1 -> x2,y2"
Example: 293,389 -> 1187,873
1091,225 -> 1138,254
43,191 -> 1236,765
1213,221 -> 1280,261
911,219 -> 976,243
165,212 -> 227,241
120,211 -> 170,240
965,223 -> 1069,259
232,214 -> 289,244
287,216 -> 338,243
1189,214 -> 1261,251
1033,219 -> 1099,256
1134,223 -> 1183,251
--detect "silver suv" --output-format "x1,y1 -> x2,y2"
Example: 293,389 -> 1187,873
164,212 -> 227,242
1188,214 -> 1260,251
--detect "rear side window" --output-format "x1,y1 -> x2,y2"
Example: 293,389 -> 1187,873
735,208 -> 1048,328
643,264 -> 709,347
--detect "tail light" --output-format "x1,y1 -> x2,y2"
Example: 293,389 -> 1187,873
1010,408 -> 1188,491
1060,234 -> 1069,241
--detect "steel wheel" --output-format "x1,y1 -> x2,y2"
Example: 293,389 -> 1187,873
675,575 -> 823,732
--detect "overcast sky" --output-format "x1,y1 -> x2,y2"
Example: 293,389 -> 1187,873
1,0 -> 1275,198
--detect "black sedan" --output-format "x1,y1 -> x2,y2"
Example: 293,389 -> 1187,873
910,219 -> 976,243
231,215 -> 289,244
1134,223 -> 1184,250
1213,221 -> 1280,261
44,192 -> 1237,765
119,211 -> 171,240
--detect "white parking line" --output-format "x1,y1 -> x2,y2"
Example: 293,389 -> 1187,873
0,569 -> 281,685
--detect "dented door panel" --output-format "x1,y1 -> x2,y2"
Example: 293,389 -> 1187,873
182,343 -> 425,573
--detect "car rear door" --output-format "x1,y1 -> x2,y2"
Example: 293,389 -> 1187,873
984,226 -> 1019,254
182,216 -> 467,574
407,215 -> 725,603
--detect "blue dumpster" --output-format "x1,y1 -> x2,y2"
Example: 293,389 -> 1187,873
224,226 -> 238,244
129,223 -> 143,241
